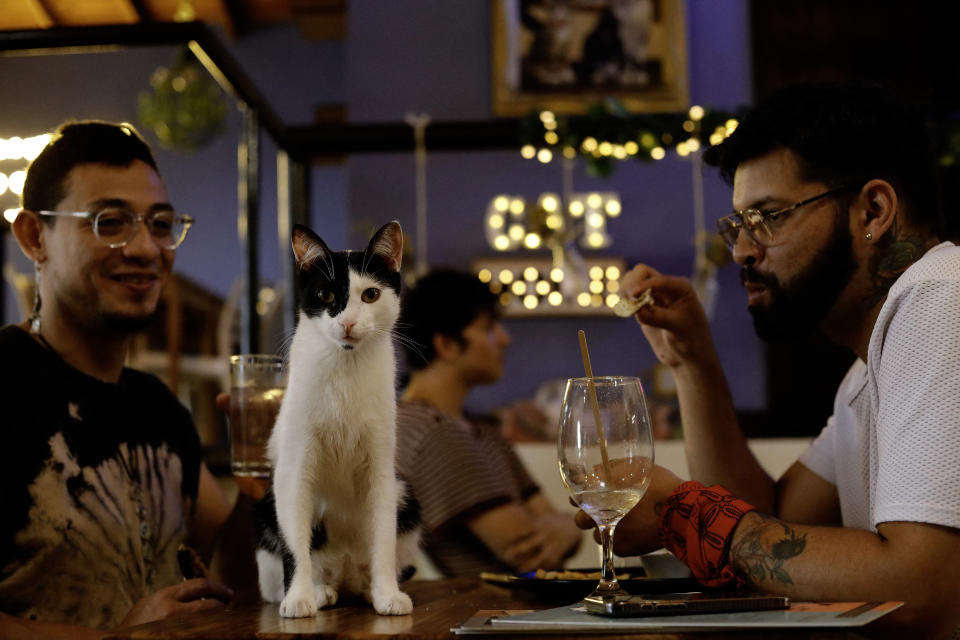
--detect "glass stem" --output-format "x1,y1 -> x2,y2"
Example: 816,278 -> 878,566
597,522 -> 620,593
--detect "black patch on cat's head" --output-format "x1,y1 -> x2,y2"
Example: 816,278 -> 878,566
291,222 -> 403,319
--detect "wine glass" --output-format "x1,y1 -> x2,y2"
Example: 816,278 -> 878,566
558,376 -> 654,600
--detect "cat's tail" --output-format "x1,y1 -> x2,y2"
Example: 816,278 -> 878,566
252,487 -> 290,602
396,478 -> 422,579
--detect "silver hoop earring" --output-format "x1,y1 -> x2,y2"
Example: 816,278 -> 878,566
865,232 -> 873,241
29,261 -> 41,335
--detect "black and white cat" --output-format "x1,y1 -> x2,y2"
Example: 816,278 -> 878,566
254,221 -> 420,617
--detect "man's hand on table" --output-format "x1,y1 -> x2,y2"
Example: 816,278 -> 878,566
574,464 -> 686,557
115,579 -> 234,629
505,512 -> 583,572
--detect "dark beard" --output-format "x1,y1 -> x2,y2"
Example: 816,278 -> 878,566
743,217 -> 857,342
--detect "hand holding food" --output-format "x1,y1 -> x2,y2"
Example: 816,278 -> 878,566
613,288 -> 654,317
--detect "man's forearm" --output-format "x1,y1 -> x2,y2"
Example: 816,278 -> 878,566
728,512 -> 960,636
673,357 -> 775,511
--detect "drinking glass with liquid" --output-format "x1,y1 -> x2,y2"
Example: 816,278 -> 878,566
558,376 -> 654,599
228,354 -> 287,477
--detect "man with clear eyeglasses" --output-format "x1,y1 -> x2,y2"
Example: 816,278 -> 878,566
576,83 -> 960,637
0,121 -> 258,639
36,205 -> 193,251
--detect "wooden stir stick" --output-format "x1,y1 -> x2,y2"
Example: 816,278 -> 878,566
578,330 -> 614,485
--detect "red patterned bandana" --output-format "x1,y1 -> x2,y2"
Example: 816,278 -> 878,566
657,481 -> 756,588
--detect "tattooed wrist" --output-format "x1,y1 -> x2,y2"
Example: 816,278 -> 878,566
730,512 -> 806,586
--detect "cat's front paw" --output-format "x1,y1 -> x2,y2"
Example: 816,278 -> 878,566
279,585 -> 318,618
371,588 -> 413,616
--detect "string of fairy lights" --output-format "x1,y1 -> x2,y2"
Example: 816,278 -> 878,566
0,134 -> 51,223
517,104 -> 739,173
477,103 -> 741,315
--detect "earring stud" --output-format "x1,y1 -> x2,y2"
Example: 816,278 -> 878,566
865,232 -> 873,241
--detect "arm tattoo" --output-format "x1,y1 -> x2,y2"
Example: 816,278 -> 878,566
730,513 -> 806,585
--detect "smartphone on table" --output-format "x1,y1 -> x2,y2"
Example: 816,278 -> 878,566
584,592 -> 789,617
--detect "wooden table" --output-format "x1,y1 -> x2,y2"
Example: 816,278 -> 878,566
102,578 -> 870,639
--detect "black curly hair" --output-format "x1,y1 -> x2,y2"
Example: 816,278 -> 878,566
704,82 -> 943,236
23,120 -> 158,220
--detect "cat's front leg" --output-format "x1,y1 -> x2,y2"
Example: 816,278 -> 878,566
275,456 -> 325,617
367,474 -> 412,615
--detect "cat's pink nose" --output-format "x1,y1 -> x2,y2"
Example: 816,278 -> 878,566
340,320 -> 356,335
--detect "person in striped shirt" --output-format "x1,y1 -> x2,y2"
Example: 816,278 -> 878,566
394,269 -> 580,577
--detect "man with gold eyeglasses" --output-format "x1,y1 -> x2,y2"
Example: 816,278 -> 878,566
0,121 -> 257,639
578,83 -> 960,637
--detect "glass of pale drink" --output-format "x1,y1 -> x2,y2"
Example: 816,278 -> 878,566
558,376 -> 654,599
228,354 -> 286,477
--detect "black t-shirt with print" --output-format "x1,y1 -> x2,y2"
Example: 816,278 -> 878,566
0,325 -> 202,628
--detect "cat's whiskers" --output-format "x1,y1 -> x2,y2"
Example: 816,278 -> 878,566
359,247 -> 374,281
387,323 -> 425,356
358,252 -> 368,280
384,328 -> 427,365
277,327 -> 298,361
323,250 -> 336,281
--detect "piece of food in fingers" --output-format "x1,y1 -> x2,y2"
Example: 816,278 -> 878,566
177,544 -> 209,580
613,288 -> 654,317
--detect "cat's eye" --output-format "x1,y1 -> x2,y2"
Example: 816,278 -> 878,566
318,289 -> 335,304
361,288 -> 380,303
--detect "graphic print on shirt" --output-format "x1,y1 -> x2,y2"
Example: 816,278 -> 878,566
3,432 -> 191,629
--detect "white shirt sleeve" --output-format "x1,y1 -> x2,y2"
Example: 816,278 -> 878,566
871,276 -> 960,529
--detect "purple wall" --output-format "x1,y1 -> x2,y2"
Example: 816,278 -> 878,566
345,0 -> 761,413
0,0 -> 763,414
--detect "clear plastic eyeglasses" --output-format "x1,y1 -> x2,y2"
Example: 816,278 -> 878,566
716,185 -> 852,250
36,208 -> 194,250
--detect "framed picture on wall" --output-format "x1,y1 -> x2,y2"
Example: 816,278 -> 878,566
492,0 -> 689,116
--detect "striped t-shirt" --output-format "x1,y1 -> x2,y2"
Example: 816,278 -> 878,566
396,400 -> 540,577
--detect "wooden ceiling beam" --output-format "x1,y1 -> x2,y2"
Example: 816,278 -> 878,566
243,0 -> 293,22
222,0 -> 252,36
38,0 -> 139,26
3,0 -> 55,29
128,0 -> 155,23
289,0 -> 346,40
210,0 -> 237,37
33,0 -> 61,25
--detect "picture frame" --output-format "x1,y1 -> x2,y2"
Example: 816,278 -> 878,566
492,0 -> 689,116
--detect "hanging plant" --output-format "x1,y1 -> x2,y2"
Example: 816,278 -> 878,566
138,48 -> 229,153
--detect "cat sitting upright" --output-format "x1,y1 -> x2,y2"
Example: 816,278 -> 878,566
254,221 -> 420,617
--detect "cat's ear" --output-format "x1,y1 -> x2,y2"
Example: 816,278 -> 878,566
291,224 -> 330,271
367,221 -> 403,272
